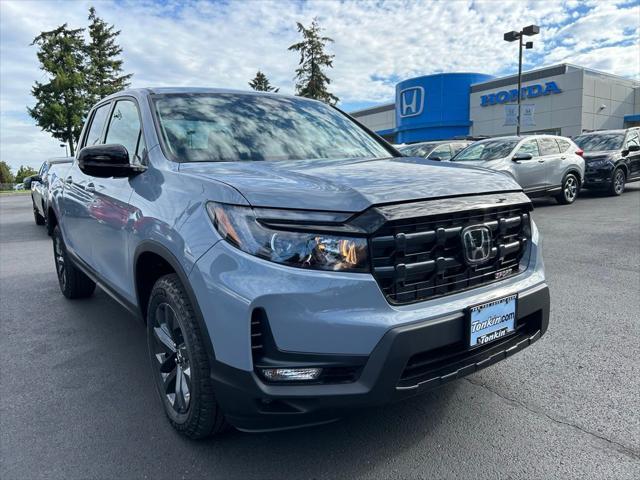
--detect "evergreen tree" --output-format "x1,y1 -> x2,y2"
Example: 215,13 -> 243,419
248,71 -> 279,92
288,18 -> 338,105
0,161 -> 13,185
85,6 -> 132,107
28,25 -> 87,156
14,165 -> 38,184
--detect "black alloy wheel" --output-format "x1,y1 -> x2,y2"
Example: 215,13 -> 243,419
146,274 -> 227,438
150,302 -> 192,415
610,168 -> 625,196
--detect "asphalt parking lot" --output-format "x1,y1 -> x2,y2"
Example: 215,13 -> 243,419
1,187 -> 639,479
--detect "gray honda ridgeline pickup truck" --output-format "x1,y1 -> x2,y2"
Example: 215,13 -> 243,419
48,88 -> 549,438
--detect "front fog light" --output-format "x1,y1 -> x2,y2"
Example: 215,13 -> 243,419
260,368 -> 322,381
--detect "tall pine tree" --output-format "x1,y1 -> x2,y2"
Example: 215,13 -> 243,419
248,71 -> 279,92
288,18 -> 338,105
28,25 -> 87,156
85,6 -> 132,107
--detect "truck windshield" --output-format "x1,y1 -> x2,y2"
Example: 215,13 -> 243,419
152,93 -> 391,162
574,133 -> 624,152
454,139 -> 519,162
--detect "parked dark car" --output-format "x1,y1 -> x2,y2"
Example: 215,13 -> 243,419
25,157 -> 73,230
574,128 -> 640,195
397,140 -> 472,161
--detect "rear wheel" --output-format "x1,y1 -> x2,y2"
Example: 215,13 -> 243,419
52,226 -> 96,299
556,173 -> 579,205
608,168 -> 625,196
33,202 -> 45,225
147,274 -> 227,439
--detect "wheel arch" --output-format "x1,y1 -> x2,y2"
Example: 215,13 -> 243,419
613,162 -> 628,178
134,241 -> 216,362
563,168 -> 583,186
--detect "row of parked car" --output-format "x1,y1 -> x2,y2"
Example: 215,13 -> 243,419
395,127 -> 640,204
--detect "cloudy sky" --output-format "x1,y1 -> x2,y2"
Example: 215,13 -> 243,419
1,0 -> 639,171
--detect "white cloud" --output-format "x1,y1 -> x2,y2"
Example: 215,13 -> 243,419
0,0 -> 638,171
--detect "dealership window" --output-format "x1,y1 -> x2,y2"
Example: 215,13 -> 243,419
517,140 -> 540,157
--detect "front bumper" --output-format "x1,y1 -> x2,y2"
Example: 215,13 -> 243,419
584,164 -> 614,187
188,215 -> 547,431
211,283 -> 549,431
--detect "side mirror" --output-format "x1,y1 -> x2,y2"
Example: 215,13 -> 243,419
429,155 -> 442,161
627,144 -> 640,153
23,175 -> 40,189
512,152 -> 533,162
78,144 -> 144,178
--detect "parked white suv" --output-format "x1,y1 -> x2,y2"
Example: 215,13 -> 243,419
452,135 -> 585,204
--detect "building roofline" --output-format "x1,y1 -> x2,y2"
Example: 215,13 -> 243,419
349,103 -> 395,116
471,63 -> 639,92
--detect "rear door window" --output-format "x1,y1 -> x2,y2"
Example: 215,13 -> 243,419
83,103 -> 111,147
538,137 -> 561,156
556,138 -> 572,153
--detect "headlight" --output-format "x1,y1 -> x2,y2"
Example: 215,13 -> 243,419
206,202 -> 369,272
587,159 -> 610,168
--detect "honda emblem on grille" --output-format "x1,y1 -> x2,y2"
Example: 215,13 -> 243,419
461,226 -> 493,265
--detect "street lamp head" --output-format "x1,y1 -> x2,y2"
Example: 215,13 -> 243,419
504,30 -> 520,42
522,24 -> 540,36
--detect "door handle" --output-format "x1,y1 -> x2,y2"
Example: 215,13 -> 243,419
65,176 -> 73,185
538,160 -> 545,163
85,183 -> 96,193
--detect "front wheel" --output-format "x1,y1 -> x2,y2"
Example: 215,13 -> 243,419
147,274 -> 227,439
556,173 -> 579,205
608,168 -> 625,196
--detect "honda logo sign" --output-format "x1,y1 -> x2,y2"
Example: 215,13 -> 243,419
461,225 -> 493,265
399,86 -> 424,117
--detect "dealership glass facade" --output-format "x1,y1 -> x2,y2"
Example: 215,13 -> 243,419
349,64 -> 640,143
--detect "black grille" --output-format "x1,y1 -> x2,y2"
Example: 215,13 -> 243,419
370,204 -> 531,305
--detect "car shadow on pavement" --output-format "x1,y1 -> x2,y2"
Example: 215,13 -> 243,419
175,383 -> 460,478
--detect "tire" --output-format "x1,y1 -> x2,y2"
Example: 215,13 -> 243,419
555,173 -> 579,205
147,274 -> 227,439
33,202 -> 45,225
608,168 -> 625,196
52,226 -> 96,299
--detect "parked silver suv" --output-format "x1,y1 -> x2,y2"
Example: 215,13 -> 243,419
452,135 -> 585,204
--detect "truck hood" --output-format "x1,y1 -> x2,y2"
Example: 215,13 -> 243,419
179,157 -> 522,212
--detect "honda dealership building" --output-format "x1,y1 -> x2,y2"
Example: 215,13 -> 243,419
349,64 -> 640,144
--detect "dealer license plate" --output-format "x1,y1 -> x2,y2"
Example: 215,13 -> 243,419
468,295 -> 517,348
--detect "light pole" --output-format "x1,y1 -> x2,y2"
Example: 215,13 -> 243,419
60,143 -> 68,156
504,25 -> 540,135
